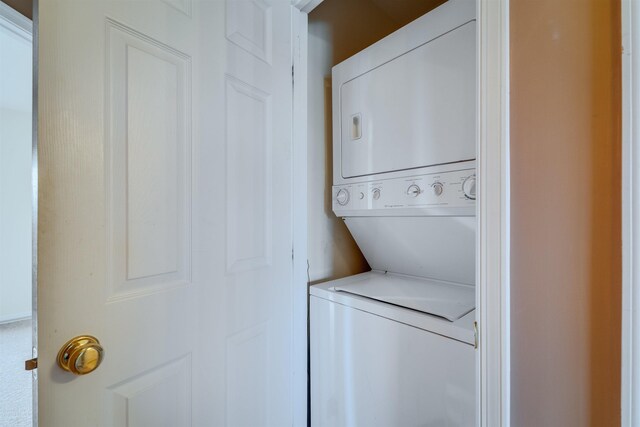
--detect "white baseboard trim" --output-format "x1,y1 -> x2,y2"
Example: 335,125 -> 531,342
0,312 -> 32,325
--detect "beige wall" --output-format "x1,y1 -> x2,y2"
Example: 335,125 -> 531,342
510,0 -> 621,425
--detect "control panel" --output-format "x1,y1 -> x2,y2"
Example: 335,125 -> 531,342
333,169 -> 476,216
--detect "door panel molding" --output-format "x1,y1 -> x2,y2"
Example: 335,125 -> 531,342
106,354 -> 192,426
225,323 -> 269,426
226,0 -> 273,64
224,75 -> 273,274
161,0 -> 193,17
105,18 -> 192,301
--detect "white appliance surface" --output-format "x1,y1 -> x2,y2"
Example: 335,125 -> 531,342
344,216 -> 475,285
310,272 -> 475,345
332,0 -> 476,185
311,291 -> 475,427
332,166 -> 476,217
334,270 -> 474,321
311,2 -> 477,425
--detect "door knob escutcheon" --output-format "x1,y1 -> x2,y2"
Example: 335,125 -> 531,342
57,335 -> 104,375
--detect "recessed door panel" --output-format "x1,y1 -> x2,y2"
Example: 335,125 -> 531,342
107,356 -> 192,427
106,20 -> 192,300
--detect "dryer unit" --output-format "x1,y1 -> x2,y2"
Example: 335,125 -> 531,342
310,1 -> 477,426
332,1 -> 476,184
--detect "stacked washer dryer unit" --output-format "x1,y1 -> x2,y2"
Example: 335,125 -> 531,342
310,1 -> 477,426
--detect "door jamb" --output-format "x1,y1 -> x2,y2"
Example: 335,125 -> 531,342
290,0 -> 511,425
476,0 -> 510,425
622,0 -> 636,425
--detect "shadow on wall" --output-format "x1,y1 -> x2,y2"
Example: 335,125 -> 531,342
307,0 -> 396,284
585,1 -> 622,425
322,76 -> 369,284
311,0 -> 447,65
306,0 -> 447,284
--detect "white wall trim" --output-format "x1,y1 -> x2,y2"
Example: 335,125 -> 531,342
622,0 -> 636,425
292,0 -> 323,14
476,0 -> 510,424
291,0 -> 511,425
0,312 -> 31,325
0,1 -> 32,40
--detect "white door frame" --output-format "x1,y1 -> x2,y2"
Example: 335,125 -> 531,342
0,2 -> 31,38
476,0 -> 510,424
622,1 -> 637,425
290,0 -> 511,425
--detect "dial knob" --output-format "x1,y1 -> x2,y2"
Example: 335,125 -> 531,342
336,189 -> 350,206
462,175 -> 476,200
372,188 -> 381,200
432,182 -> 444,196
406,184 -> 421,197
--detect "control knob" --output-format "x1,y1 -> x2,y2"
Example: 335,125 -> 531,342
432,182 -> 444,196
336,189 -> 350,206
372,188 -> 381,200
406,184 -> 421,197
462,175 -> 476,200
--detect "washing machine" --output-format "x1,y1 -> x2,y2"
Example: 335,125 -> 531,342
310,272 -> 475,426
310,0 -> 477,425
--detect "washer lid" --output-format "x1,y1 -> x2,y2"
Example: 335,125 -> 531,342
334,271 -> 474,322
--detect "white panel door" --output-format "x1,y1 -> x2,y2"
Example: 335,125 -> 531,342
38,1 -> 295,425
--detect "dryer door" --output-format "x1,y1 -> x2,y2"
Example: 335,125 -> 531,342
339,20 -> 476,179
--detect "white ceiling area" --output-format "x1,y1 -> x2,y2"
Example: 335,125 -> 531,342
0,24 -> 32,112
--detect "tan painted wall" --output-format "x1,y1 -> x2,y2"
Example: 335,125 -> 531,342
510,0 -> 621,425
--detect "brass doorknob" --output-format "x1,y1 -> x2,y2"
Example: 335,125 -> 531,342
57,335 -> 104,375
